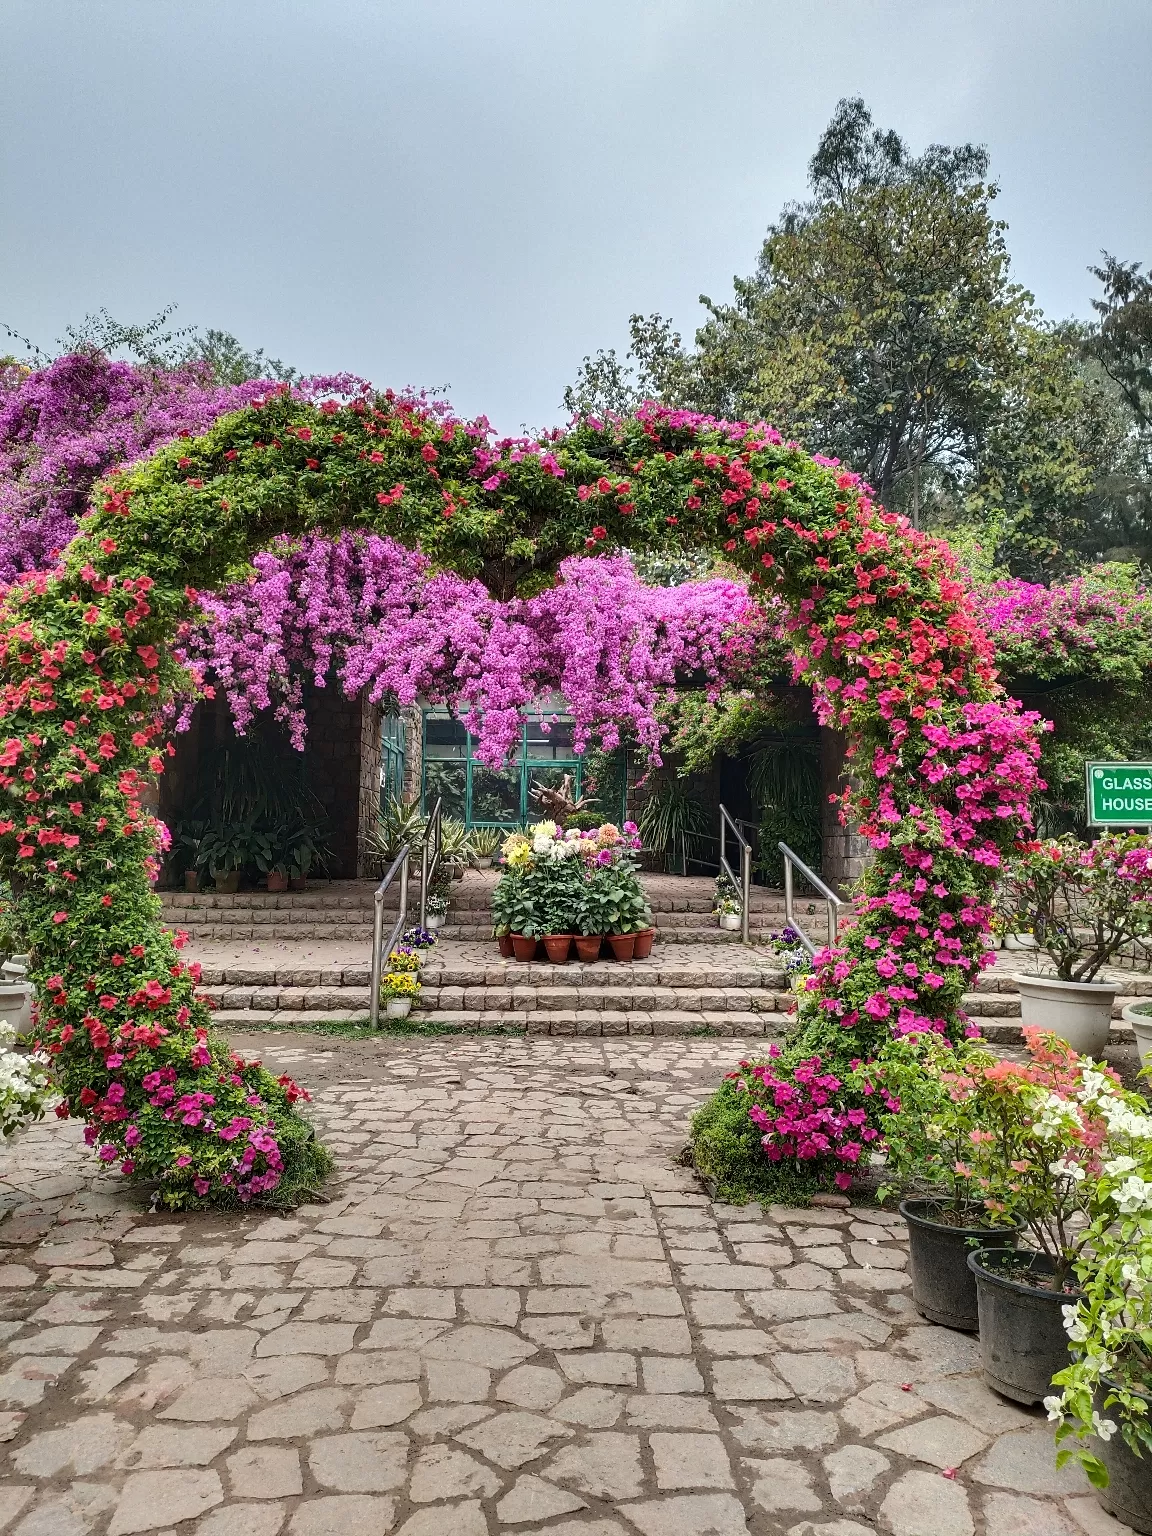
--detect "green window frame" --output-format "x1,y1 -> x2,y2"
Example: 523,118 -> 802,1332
420,708 -> 588,829
380,713 -> 407,807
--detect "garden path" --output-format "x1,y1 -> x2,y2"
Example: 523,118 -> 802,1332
0,1034 -> 1133,1536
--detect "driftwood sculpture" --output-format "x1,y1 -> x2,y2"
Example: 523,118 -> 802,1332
529,774 -> 596,821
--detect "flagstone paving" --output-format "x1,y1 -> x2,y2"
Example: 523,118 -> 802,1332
0,1034 -> 1134,1535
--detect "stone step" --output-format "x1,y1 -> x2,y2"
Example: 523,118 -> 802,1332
976,1019 -> 1136,1047
208,1005 -> 789,1037
168,920 -> 805,945
197,959 -> 791,989
199,980 -> 796,1016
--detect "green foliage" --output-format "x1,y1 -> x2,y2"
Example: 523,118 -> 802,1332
689,1077 -> 827,1206
575,864 -> 650,936
637,776 -> 711,868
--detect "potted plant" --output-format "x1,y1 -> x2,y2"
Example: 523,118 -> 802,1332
538,858 -> 584,963
1048,1144 -> 1152,1535
401,926 -> 438,953
996,833 -> 1152,1055
607,870 -> 650,961
490,867 -> 519,956
713,872 -> 743,932
173,818 -> 208,891
470,827 -> 501,870
195,818 -> 266,894
856,1034 -> 1022,1332
1121,999 -> 1152,1074
425,893 -> 449,931
960,1029 -> 1149,1405
381,970 -> 420,1019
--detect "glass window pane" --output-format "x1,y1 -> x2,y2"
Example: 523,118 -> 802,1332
424,760 -> 466,820
526,717 -> 576,759
470,768 -> 521,825
424,713 -> 467,760
527,765 -> 582,817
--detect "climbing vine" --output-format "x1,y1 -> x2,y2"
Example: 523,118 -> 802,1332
0,384 -> 1044,1204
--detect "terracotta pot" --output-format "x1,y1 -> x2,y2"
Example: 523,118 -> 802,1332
266,871 -> 289,893
184,870 -> 200,893
497,933 -> 515,958
212,869 -> 240,894
574,935 -> 603,962
631,927 -> 655,960
543,934 -> 573,964
289,876 -> 307,891
608,933 -> 636,962
511,933 -> 538,962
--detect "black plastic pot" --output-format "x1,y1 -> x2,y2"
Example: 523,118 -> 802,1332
968,1247 -> 1082,1404
900,1199 -> 1021,1331
1092,1378 -> 1152,1535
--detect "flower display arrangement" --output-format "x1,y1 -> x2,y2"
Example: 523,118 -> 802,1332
493,820 -> 650,961
0,378 -> 1046,1200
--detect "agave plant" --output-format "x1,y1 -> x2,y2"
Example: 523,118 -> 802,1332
364,795 -> 427,870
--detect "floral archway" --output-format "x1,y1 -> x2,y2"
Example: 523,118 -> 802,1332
0,384 -> 1045,1206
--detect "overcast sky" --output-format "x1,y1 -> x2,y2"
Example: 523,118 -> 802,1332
3,0 -> 1150,432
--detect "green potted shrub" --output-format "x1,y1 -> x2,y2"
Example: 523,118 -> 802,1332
1048,1151 -> 1152,1535
470,827 -> 501,870
195,818 -> 269,893
855,1034 -> 1022,1332
997,833 -> 1152,1056
491,865 -> 521,956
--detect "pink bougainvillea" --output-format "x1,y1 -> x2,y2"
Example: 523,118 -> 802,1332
175,538 -> 765,768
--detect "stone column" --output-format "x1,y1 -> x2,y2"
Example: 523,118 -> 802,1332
820,726 -> 871,896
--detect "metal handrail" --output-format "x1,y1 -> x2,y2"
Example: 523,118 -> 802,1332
369,847 -> 410,1029
778,840 -> 843,956
419,796 -> 443,930
719,803 -> 752,944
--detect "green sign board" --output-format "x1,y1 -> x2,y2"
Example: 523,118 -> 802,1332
1086,762 -> 1152,826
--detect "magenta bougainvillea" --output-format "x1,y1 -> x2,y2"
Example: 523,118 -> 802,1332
0,381 -> 1047,1205
0,354 -> 272,582
176,536 -> 764,767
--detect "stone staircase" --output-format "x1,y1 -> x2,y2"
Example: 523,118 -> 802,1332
170,874 -> 1149,1045
160,871 -> 829,946
191,937 -> 1149,1043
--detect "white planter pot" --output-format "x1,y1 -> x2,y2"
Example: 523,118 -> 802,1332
386,998 -> 413,1019
1012,973 -> 1116,1058
1121,1001 -> 1152,1074
0,982 -> 33,1034
425,914 -> 445,931
718,912 -> 742,932
1004,933 -> 1037,951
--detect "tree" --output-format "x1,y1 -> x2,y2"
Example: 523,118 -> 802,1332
1089,255 -> 1152,431
2,303 -> 296,386
567,99 -> 1117,569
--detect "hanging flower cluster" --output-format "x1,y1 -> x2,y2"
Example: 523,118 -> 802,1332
0,383 -> 1046,1203
175,536 -> 763,768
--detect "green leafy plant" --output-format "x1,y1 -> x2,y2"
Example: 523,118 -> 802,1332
366,795 -> 426,868
637,776 -> 710,870
469,827 -> 501,861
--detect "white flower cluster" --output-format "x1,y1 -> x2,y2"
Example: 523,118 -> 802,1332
0,1019 -> 51,1141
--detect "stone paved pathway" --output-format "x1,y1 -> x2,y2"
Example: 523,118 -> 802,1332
0,1035 -> 1133,1536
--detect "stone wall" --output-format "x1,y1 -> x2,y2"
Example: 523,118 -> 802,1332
819,726 -> 871,896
